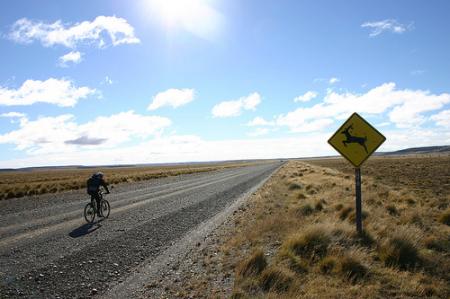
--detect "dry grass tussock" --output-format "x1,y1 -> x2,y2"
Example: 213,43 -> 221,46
439,208 -> 450,226
223,159 -> 450,298
0,161 -> 261,200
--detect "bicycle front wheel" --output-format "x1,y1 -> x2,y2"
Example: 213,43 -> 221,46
84,203 -> 96,223
100,200 -> 110,218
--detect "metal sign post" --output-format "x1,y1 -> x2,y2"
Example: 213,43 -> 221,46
355,168 -> 362,234
328,113 -> 386,235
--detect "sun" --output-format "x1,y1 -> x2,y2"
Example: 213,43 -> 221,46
150,0 -> 194,27
143,0 -> 224,40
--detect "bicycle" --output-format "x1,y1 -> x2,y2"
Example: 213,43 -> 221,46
84,190 -> 110,223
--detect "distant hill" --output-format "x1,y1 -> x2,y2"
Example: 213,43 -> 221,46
381,145 -> 450,156
1,146 -> 449,172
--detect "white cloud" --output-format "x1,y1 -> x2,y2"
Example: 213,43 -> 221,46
148,88 -> 195,110
0,112 -> 26,118
294,91 -> 318,102
212,92 -> 261,118
0,112 -> 27,124
103,76 -> 114,85
288,118 -> 334,133
275,83 -> 450,131
0,111 -> 171,155
329,77 -> 340,84
9,16 -> 140,48
361,19 -> 412,37
431,110 -> 450,128
381,129 -> 450,151
377,122 -> 391,127
313,77 -> 340,85
246,116 -> 275,127
247,128 -> 270,137
58,51 -> 83,67
0,78 -> 96,107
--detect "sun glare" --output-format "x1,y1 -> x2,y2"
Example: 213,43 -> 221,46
148,0 -> 186,26
144,0 -> 224,40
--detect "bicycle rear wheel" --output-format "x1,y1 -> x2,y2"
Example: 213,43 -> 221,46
84,203 -> 96,223
100,200 -> 110,218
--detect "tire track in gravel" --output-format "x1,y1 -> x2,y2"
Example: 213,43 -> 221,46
0,162 -> 281,299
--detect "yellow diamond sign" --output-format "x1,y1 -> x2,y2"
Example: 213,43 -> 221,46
328,113 -> 386,168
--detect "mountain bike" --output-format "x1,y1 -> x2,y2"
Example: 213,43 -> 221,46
84,190 -> 110,223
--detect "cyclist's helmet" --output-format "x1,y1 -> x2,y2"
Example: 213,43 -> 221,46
95,172 -> 104,179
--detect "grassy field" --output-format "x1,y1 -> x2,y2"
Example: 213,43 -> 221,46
210,157 -> 450,298
0,161 -> 264,200
307,155 -> 450,203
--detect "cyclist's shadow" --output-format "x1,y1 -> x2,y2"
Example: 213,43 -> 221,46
69,219 -> 105,238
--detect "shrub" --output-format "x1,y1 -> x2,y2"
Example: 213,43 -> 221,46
297,204 -> 314,216
288,183 -> 302,191
438,209 -> 450,226
339,206 -> 353,220
319,256 -> 337,274
418,286 -> 437,298
424,237 -> 450,252
386,204 -> 399,216
306,184 -> 317,195
337,255 -> 367,282
297,193 -> 306,200
357,230 -> 375,247
407,213 -> 424,227
335,203 -> 344,211
282,227 -> 330,260
236,249 -> 267,277
259,267 -> 293,292
315,201 -> 323,211
379,237 -> 420,269
406,198 -> 416,205
283,252 -> 308,274
15,190 -> 25,198
307,189 -> 317,195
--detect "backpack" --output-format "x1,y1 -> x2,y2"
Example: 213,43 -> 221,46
87,177 -> 99,193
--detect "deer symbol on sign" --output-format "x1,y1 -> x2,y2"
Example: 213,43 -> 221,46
341,124 -> 368,153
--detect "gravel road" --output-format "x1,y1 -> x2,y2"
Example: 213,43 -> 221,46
0,162 -> 282,298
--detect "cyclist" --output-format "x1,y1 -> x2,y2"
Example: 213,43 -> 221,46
87,172 -> 110,217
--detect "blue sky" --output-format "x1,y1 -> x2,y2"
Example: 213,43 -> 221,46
0,0 -> 449,168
